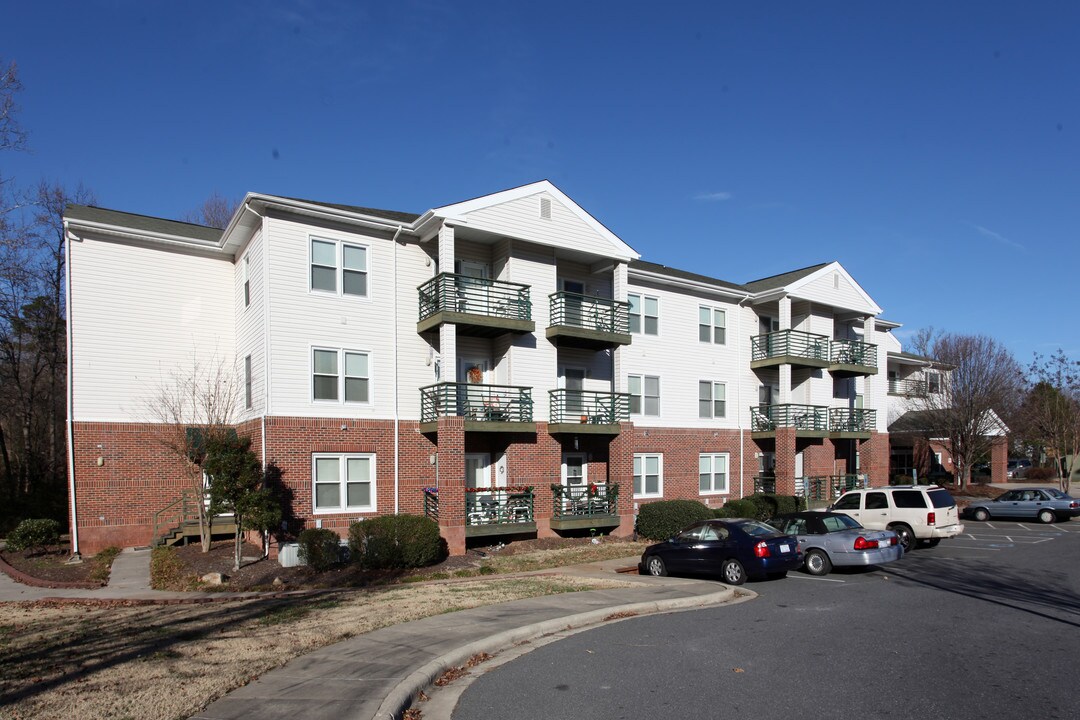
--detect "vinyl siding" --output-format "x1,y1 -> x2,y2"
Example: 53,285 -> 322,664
462,191 -> 619,259
235,230 -> 265,420
796,269 -> 878,314
505,243 -> 557,419
70,234 -> 235,421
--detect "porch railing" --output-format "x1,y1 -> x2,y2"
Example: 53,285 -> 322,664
751,404 -> 828,432
420,383 -> 534,423
549,389 -> 630,425
418,273 -> 531,322
151,488 -> 201,546
422,487 -> 439,522
887,378 -> 927,397
753,474 -> 868,501
548,292 -> 629,334
828,407 -> 877,433
551,483 -> 619,519
831,338 -> 877,367
466,487 -> 535,528
751,329 -> 830,362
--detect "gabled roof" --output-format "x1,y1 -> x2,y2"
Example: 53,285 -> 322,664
890,409 -> 1009,436
65,205 -> 223,244
743,263 -> 830,293
629,260 -> 748,293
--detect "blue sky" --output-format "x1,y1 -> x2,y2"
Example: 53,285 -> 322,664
3,1 -> 1077,361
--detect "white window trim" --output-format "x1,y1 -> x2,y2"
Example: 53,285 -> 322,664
242,253 -> 251,308
699,305 -> 726,345
627,292 -> 660,336
311,346 -> 374,405
628,373 -> 661,417
698,380 -> 726,419
312,453 -> 377,514
699,452 -> 730,496
309,235 -> 371,300
243,355 -> 252,410
633,453 -> 664,499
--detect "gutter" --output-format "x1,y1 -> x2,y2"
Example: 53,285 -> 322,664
63,222 -> 80,558
390,225 -> 404,514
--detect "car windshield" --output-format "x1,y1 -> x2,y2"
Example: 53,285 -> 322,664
927,489 -> 956,508
738,520 -> 782,538
822,514 -> 861,531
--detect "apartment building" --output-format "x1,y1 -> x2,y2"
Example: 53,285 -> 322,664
64,181 -> 921,556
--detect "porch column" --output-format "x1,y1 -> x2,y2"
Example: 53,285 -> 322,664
990,435 -> 1008,484
778,296 -> 792,404
438,223 -> 457,377
774,427 -> 797,496
436,415 -> 466,555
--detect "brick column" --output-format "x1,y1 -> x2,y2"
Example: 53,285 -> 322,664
774,427 -> 797,495
862,432 -> 890,486
608,422 -> 636,537
991,436 -> 1008,484
436,416 -> 466,555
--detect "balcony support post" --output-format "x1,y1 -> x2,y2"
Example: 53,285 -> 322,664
774,427 -> 798,496
436,415 -> 467,555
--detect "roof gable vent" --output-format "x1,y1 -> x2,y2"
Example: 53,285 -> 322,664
539,197 -> 551,220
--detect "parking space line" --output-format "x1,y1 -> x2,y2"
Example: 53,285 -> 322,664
936,544 -> 1001,551
788,574 -> 845,583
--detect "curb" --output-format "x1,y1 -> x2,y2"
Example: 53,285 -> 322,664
373,586 -> 739,720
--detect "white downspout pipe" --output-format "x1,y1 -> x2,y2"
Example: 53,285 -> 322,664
737,296 -> 749,500
64,223 -> 80,558
391,225 -> 404,514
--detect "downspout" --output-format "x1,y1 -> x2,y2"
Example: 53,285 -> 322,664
64,223 -> 80,559
391,225 -> 404,514
737,295 -> 749,500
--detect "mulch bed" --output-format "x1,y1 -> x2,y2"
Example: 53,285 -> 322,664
0,545 -> 107,588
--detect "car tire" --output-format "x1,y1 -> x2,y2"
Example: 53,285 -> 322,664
721,559 -> 746,585
646,556 -> 667,577
805,549 -> 832,576
891,524 -> 916,553
1038,509 -> 1056,524
925,538 -> 941,548
973,508 -> 990,522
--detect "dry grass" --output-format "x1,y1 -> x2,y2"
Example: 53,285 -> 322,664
479,541 -> 650,574
0,575 -> 633,720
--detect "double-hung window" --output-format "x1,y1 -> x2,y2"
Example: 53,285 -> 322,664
698,306 -> 725,344
310,237 -> 369,297
628,374 -> 660,416
313,348 -> 371,403
244,355 -> 252,409
927,372 -> 941,394
313,454 -> 375,513
699,453 -> 729,494
698,381 -> 726,419
634,454 -> 663,498
627,293 -> 658,335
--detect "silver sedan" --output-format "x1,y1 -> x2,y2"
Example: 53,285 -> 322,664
769,511 -> 903,576
967,487 -> 1080,523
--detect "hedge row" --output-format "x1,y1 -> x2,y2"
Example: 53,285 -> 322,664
295,514 -> 445,571
635,494 -> 806,540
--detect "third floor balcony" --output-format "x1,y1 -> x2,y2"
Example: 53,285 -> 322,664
546,292 -> 631,349
419,382 -> 536,434
829,339 -> 878,377
417,273 -> 535,337
750,330 -> 831,370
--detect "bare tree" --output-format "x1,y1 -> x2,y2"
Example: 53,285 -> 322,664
1022,351 -> 1080,492
0,60 -> 27,153
181,192 -> 240,229
912,333 -> 1024,489
144,354 -> 241,552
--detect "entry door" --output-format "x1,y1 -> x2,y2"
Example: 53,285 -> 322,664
456,261 -> 489,313
562,452 -> 588,509
563,367 -> 586,416
465,453 -> 491,491
458,358 -> 489,417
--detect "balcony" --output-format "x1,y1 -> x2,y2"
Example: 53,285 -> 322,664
750,330 -> 830,370
419,383 -> 536,433
829,339 -> 878,377
750,403 -> 829,438
888,378 -> 927,397
546,292 -> 631,349
548,389 -> 629,435
753,474 -> 868,503
417,273 -> 534,337
550,483 -> 621,531
421,487 -> 538,538
828,407 -> 877,439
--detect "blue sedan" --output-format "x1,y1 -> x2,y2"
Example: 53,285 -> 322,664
967,487 -> 1080,523
638,518 -> 803,585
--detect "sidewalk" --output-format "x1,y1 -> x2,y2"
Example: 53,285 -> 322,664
188,558 -> 741,720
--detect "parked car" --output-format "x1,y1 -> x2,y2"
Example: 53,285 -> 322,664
1006,459 -> 1032,479
768,511 -> 903,576
638,518 -> 803,585
829,485 -> 964,552
967,487 -> 1080,523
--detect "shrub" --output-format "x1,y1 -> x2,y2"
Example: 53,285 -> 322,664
740,494 -> 805,521
714,498 -> 757,518
1025,466 -> 1056,481
348,514 -> 444,570
150,546 -> 187,590
297,528 -> 343,572
5,518 -> 62,553
635,500 -> 712,540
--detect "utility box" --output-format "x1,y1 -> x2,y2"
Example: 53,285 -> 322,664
277,542 -> 302,568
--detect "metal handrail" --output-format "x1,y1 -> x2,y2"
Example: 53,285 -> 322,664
831,338 -> 877,367
887,378 -> 928,397
420,383 -> 534,423
751,329 -> 830,362
551,483 -> 619,519
422,488 -> 439,522
828,407 -> 877,433
465,487 -> 535,527
750,404 -> 829,431
417,273 -> 532,322
548,389 -> 629,424
151,488 -> 201,546
548,292 -> 630,334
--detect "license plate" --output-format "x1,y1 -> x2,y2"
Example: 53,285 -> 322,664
779,544 -> 791,553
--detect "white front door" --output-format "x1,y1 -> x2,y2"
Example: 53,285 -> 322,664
562,367 -> 586,416
562,452 -> 587,490
458,358 -> 489,417
456,261 -> 489,313
465,453 -> 491,490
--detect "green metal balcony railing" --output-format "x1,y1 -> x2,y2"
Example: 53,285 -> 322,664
418,273 -> 531,322
548,292 -> 630,334
831,338 -> 877,367
466,487 -> 535,528
422,487 -> 439,522
829,407 -> 877,433
750,404 -> 828,432
805,474 -> 868,501
420,383 -> 534,423
548,390 -> 630,425
751,329 -> 830,363
887,378 -> 927,397
551,483 -> 619,520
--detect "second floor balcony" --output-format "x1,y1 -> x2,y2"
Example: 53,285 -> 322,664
751,330 -> 831,370
546,292 -> 631,349
419,382 -> 536,433
417,273 -> 535,337
888,378 -> 928,397
548,389 -> 630,435
829,339 -> 878,376
751,403 -> 829,437
828,407 -> 877,438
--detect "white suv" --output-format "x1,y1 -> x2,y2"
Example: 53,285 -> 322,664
829,485 -> 964,553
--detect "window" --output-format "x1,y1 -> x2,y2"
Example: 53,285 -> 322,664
633,454 -> 663,498
244,355 -> 252,409
699,453 -> 729,494
627,293 -> 658,335
865,492 -> 889,510
927,372 -> 941,394
833,493 -> 861,510
698,381 -> 726,419
894,490 -> 928,509
698,306 -> 726,344
310,237 -> 369,297
313,348 -> 371,403
313,454 -> 375,513
243,254 -> 250,307
628,374 -> 660,416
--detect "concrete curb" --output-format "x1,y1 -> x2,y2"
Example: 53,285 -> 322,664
373,587 -> 739,720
